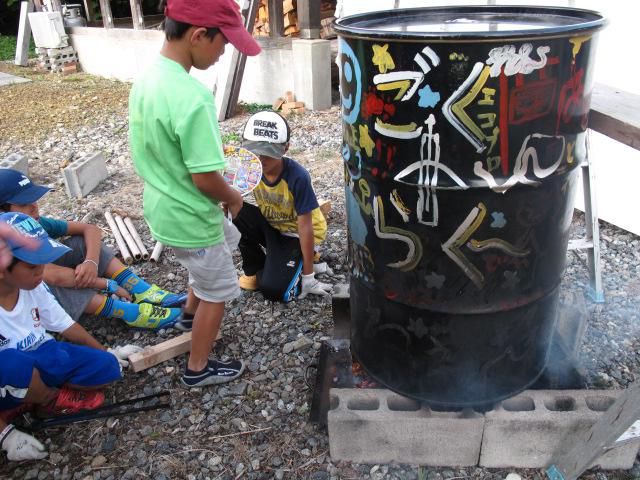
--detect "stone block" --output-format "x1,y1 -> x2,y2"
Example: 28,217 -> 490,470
329,388 -> 484,466
63,151 -> 108,198
480,390 -> 640,469
0,153 -> 29,175
292,39 -> 332,111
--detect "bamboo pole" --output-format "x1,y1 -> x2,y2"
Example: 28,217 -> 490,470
123,217 -> 150,260
114,215 -> 142,261
104,211 -> 133,265
150,241 -> 164,263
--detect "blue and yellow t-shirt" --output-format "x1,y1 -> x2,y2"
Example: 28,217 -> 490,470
253,157 -> 327,245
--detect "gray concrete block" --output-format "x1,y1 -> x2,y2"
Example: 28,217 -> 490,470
292,39 -> 332,111
62,151 -> 108,198
328,388 -> 484,466
480,390 -> 640,469
0,153 -> 29,174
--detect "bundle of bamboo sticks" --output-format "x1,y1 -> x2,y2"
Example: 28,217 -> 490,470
104,211 -> 164,264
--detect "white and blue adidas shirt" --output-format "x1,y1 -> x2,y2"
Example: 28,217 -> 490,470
0,284 -> 74,352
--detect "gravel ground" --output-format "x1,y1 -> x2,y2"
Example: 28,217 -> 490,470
1,62 -> 639,480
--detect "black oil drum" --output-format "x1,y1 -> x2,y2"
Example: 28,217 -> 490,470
334,6 -> 606,407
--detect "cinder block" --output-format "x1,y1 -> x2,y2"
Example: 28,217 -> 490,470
480,390 -> 640,469
0,153 -> 29,175
63,151 -> 108,198
328,388 -> 484,466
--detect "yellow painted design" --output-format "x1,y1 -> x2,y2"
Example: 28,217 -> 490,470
451,65 -> 491,142
375,118 -> 419,134
391,189 -> 411,215
372,44 -> 395,74
569,35 -> 591,59
477,113 -> 497,129
567,142 -> 575,164
487,156 -> 501,173
478,87 -> 496,106
443,202 -> 486,288
449,52 -> 469,61
358,124 -> 376,157
485,126 -> 500,155
467,238 -> 530,257
375,196 -> 423,271
355,178 -> 373,216
376,80 -> 411,100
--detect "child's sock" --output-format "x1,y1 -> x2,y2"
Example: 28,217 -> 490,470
94,297 -> 182,329
112,267 -> 151,295
112,266 -> 186,307
94,296 -> 140,322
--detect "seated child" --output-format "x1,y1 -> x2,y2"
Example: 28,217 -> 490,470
0,168 -> 185,329
233,111 -> 332,301
0,212 -> 136,461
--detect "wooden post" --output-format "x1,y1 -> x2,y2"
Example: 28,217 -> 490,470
98,0 -> 114,28
225,0 -> 260,119
267,0 -> 283,37
82,0 -> 95,22
297,0 -> 320,39
47,0 -> 62,11
129,0 -> 145,30
15,1 -> 33,67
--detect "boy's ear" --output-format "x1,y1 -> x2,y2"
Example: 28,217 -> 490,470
189,27 -> 209,44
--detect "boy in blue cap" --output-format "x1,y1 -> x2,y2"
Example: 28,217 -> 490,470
0,168 -> 185,330
0,212 -> 137,461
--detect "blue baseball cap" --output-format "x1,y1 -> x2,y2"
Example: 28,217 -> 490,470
0,212 -> 71,264
0,169 -> 52,205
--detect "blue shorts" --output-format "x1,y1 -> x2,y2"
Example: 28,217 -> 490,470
0,340 -> 122,410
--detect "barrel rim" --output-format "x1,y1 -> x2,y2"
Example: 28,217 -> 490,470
333,5 -> 607,41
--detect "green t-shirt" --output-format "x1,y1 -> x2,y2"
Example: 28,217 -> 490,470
128,56 -> 226,248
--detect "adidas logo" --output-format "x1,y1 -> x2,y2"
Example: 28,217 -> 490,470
0,334 -> 9,348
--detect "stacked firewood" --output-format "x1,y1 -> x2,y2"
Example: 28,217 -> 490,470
254,0 -> 299,37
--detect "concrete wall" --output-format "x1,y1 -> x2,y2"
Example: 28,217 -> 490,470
68,27 -> 294,105
68,27 -> 163,82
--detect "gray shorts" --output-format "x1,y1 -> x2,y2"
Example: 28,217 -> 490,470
46,236 -> 115,321
173,224 -> 240,303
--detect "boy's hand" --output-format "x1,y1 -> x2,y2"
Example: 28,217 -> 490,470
108,344 -> 144,368
103,279 -> 132,301
1,425 -> 47,461
0,223 -> 39,269
223,189 -> 244,220
298,273 -> 332,299
75,260 -> 99,288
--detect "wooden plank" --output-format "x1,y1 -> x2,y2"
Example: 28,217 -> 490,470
267,0 -> 283,37
129,0 -> 144,30
546,378 -> 640,480
224,0 -> 260,119
297,0 -> 320,39
589,83 -> 640,151
128,331 -> 222,373
98,0 -> 114,28
15,1 -> 34,67
318,199 -> 331,218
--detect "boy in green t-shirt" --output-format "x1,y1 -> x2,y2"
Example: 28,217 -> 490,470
129,0 -> 261,387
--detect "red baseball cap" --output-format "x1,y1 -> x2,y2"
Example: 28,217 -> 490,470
165,0 -> 261,56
